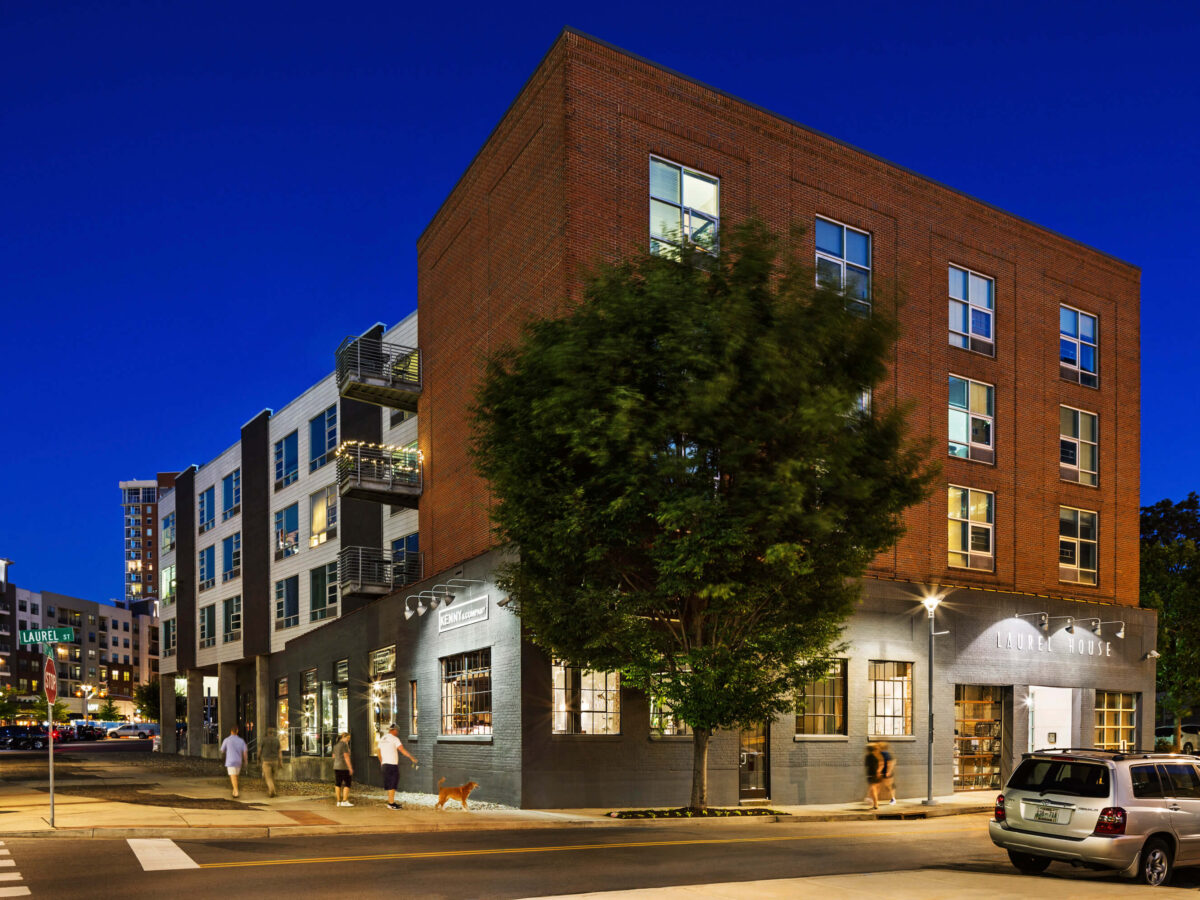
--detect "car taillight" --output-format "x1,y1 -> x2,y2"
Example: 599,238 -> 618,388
994,794 -> 1006,821
1094,807 -> 1127,835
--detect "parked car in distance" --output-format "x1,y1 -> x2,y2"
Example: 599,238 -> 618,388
0,726 -> 49,750
990,748 -> 1200,886
107,723 -> 159,739
72,724 -> 107,741
1154,725 -> 1200,754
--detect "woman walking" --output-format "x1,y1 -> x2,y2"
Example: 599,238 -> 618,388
863,742 -> 884,809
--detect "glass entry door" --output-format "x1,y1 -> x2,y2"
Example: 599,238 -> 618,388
738,724 -> 769,800
954,685 -> 1003,790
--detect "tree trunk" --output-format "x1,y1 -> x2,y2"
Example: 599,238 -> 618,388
690,726 -> 711,811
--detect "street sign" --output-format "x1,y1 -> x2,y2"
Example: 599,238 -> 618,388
44,657 -> 58,704
20,627 -> 74,645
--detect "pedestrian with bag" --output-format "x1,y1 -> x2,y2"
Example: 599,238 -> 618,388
863,742 -> 884,809
877,739 -> 896,805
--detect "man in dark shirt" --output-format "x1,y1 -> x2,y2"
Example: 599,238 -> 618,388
259,726 -> 282,798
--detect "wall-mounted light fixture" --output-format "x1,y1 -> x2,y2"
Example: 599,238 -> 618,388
1015,612 -> 1049,632
1145,650 -> 1161,660
1098,620 -> 1126,639
1046,615 -> 1075,634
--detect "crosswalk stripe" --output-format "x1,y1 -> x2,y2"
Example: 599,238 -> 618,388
127,838 -> 199,871
0,862 -> 13,869
0,875 -> 21,883
0,851 -> 9,857
0,888 -> 30,897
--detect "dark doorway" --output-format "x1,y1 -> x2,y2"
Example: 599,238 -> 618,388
738,724 -> 769,800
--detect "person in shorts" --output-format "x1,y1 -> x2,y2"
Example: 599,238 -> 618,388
333,731 -> 354,806
259,726 -> 282,798
377,723 -> 417,809
219,725 -> 248,798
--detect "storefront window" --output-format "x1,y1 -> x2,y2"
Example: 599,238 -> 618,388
649,692 -> 691,736
796,659 -> 847,735
409,680 -> 419,736
552,661 -> 620,734
954,685 -> 1003,790
868,660 -> 913,736
1095,691 -> 1137,750
320,680 -> 335,756
276,677 -> 289,753
369,678 -> 397,755
301,669 -> 319,756
440,649 -> 492,735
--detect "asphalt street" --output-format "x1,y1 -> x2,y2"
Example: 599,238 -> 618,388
0,738 -> 152,758
7,815 -> 1199,899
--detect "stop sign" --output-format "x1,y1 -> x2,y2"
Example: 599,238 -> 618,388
44,656 -> 57,704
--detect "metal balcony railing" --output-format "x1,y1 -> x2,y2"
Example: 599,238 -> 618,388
335,335 -> 422,411
335,441 -> 422,508
338,546 -> 424,598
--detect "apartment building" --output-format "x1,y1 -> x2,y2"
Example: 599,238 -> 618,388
164,29 -> 1151,808
119,474 -> 175,606
157,316 -> 421,760
0,561 -> 44,699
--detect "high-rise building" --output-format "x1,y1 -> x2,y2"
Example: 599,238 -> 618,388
119,474 -> 176,607
159,29 -> 1152,808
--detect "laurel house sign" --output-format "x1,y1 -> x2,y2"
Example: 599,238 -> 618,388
992,628 -> 1114,659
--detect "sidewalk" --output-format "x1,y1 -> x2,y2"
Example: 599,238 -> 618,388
0,755 -> 992,840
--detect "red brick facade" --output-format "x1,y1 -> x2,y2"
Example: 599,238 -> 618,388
417,30 -> 1140,608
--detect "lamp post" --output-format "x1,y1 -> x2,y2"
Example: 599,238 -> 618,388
76,683 -> 96,722
921,590 -> 950,806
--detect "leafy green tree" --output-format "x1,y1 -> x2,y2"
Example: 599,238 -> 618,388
1141,493 -> 1200,748
133,678 -> 161,722
472,220 -> 933,808
0,687 -> 18,724
96,696 -> 121,722
26,696 -> 70,724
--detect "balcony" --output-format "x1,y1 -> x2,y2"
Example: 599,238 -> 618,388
335,335 -> 421,411
338,546 -> 424,598
336,442 -> 421,508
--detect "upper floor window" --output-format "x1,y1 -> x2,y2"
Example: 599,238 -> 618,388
649,156 -> 719,257
198,545 -> 216,592
274,430 -> 299,490
274,504 -> 300,560
310,486 -> 338,547
161,512 -> 176,552
199,605 -> 216,649
948,375 -> 994,464
948,485 -> 993,571
1059,506 -> 1098,585
274,575 -> 300,629
1060,305 -> 1098,388
222,469 -> 241,521
815,217 -> 871,315
161,619 -> 177,657
160,565 -> 176,606
222,533 -> 242,582
949,265 -> 995,356
198,486 -> 215,534
310,406 -> 338,472
310,562 -> 338,622
1060,406 -> 1098,486
223,595 -> 242,642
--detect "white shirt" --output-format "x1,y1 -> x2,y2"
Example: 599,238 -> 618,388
378,731 -> 402,765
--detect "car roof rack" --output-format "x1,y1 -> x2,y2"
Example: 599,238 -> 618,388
1022,747 -> 1200,762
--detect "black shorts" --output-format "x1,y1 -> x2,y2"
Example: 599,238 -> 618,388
382,763 -> 399,791
335,769 -> 352,788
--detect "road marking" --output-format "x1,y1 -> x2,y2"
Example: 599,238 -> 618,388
0,851 -> 8,856
0,887 -> 30,897
0,875 -> 23,882
0,862 -> 13,869
198,825 -> 972,870
127,838 -> 200,871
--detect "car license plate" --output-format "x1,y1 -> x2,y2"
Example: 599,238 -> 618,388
1034,805 -> 1058,823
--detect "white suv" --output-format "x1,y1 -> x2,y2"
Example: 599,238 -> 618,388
990,748 -> 1200,886
106,723 -> 159,740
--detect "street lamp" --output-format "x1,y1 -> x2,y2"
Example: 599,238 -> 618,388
921,589 -> 950,807
76,683 -> 97,723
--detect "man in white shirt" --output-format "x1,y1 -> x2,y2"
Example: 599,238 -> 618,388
377,723 -> 417,809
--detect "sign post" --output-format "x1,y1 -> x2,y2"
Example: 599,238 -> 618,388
19,629 -> 72,829
44,654 -> 57,827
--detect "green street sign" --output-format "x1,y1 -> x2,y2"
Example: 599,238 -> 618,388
19,627 -> 74,645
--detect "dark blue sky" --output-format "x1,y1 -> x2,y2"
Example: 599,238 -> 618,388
2,1 -> 1196,602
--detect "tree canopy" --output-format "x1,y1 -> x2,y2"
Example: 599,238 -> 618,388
1141,493 -> 1200,740
472,220 -> 932,808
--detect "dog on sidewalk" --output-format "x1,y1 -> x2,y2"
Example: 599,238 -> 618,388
436,776 -> 479,811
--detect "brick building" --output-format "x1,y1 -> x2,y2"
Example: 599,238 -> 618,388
161,29 -> 1152,808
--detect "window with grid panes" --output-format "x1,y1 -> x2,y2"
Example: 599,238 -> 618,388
440,649 -> 492,735
1060,305 -> 1098,387
198,545 -> 215,591
649,691 -> 691,736
796,659 -> 847,735
161,512 -> 176,552
199,605 -> 216,648
160,564 -> 176,606
310,562 -> 337,622
223,595 -> 241,642
310,405 -> 337,472
649,156 -> 719,257
1094,691 -> 1137,750
949,265 -> 994,355
222,533 -> 241,582
310,486 -> 337,547
551,662 -> 620,734
198,486 -> 215,534
1060,406 -> 1098,486
868,661 -> 913,736
222,469 -> 241,520
274,430 -> 299,489
815,217 -> 871,315
1059,506 -> 1098,584
274,504 -> 299,560
274,575 -> 299,629
949,376 -> 994,463
948,486 -> 994,571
